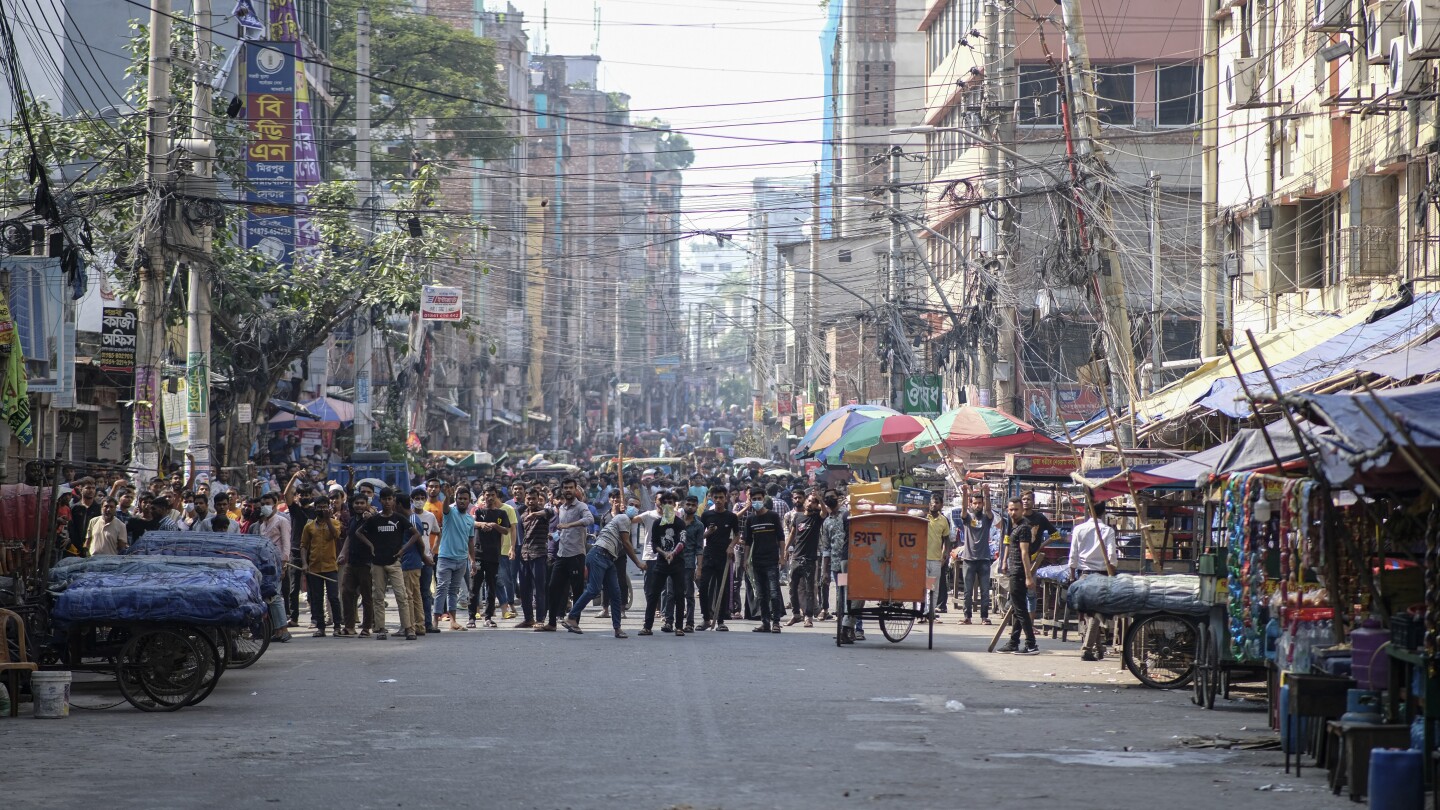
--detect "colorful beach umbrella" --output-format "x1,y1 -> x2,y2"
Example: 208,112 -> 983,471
816,413 -> 932,464
793,404 -> 897,457
904,405 -> 1059,452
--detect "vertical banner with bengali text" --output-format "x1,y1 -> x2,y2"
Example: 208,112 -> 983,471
244,40 -> 296,265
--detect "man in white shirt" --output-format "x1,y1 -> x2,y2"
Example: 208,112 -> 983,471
85,498 -> 127,555
1068,499 -> 1118,661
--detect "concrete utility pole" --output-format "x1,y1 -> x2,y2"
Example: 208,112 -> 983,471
1058,0 -> 1136,445
1199,3 -> 1220,358
987,0 -> 1019,414
1149,172 -> 1163,396
353,6 -> 374,451
887,145 -> 905,411
184,0 -> 215,480
806,170 -> 820,401
132,0 -> 173,479
754,217 -> 769,437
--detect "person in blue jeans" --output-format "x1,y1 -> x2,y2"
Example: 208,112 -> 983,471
433,487 -> 476,632
739,489 -> 785,633
560,493 -> 645,638
513,490 -> 554,627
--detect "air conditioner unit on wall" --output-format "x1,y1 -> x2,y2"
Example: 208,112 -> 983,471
1313,0 -> 1351,30
1225,57 -> 1263,107
1408,0 -> 1440,57
1366,1 -> 1405,63
1390,36 -> 1427,91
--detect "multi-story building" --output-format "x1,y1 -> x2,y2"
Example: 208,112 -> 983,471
918,0 -> 1203,426
1206,0 -> 1440,344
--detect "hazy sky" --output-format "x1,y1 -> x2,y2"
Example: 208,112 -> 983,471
499,0 -> 827,233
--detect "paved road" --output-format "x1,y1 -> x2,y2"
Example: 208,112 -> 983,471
8,594 -> 1351,810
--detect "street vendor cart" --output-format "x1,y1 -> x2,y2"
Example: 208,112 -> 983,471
836,503 -> 934,648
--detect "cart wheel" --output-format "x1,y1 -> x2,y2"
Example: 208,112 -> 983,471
178,627 -> 226,707
1192,627 -> 1208,707
116,628 -> 206,712
1204,627 -> 1219,709
878,603 -> 915,643
1123,614 -> 1197,689
226,612 -> 272,669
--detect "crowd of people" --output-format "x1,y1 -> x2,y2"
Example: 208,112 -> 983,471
53,458 -> 1117,657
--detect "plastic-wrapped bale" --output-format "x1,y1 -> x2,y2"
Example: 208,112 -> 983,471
1066,573 -> 1206,616
50,555 -> 261,593
51,570 -> 265,627
127,531 -> 280,599
1034,564 -> 1072,585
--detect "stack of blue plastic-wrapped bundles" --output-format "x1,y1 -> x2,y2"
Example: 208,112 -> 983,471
1066,573 -> 1207,616
49,563 -> 264,628
50,555 -> 261,590
126,532 -> 280,599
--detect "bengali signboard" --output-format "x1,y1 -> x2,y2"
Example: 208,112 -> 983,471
244,40 -> 296,265
903,374 -> 942,418
99,306 -> 137,373
420,285 -> 463,321
1005,454 -> 1080,478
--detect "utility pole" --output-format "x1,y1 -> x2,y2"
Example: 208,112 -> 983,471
1199,5 -> 1220,358
1149,172 -> 1163,396
132,0 -> 172,479
887,145 -> 905,411
353,6 -> 374,451
988,0 -> 1020,414
808,170 -> 820,403
184,0 -> 214,479
753,218 -> 769,437
1058,0 -> 1136,445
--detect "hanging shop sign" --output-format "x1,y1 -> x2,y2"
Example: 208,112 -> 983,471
100,306 -> 138,373
420,285 -> 463,321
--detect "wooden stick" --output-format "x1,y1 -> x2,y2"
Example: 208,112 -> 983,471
988,606 -> 1013,652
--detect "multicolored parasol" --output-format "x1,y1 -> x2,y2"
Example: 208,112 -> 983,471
904,405 -> 1059,453
793,404 -> 898,458
816,413 -> 933,464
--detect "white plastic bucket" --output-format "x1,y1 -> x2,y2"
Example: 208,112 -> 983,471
30,671 -> 71,718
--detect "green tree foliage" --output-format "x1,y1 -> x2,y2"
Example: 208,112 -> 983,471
1,19 -> 485,471
327,0 -> 514,174
635,117 -> 694,170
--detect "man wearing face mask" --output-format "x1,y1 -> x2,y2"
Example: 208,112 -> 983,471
739,487 -> 785,633
255,492 -> 298,630
639,491 -> 688,636
541,478 -> 593,632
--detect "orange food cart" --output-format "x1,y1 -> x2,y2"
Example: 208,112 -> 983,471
836,503 -> 934,648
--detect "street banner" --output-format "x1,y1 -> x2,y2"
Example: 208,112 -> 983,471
244,40 -> 296,265
100,306 -> 137,373
803,402 -> 815,430
0,287 -> 12,348
751,395 -> 763,424
1,339 -> 32,445
420,285 -> 463,321
777,391 -> 794,416
904,374 -> 942,418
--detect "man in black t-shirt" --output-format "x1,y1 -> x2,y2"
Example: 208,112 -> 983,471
467,485 -> 512,628
641,491 -> 689,636
740,487 -> 784,633
784,493 -> 824,627
358,488 -> 421,640
697,485 -> 741,631
998,497 -> 1039,655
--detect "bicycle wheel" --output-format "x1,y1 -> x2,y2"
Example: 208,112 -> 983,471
116,628 -> 205,712
1192,625 -> 1209,707
878,603 -> 915,643
1123,613 -> 1197,689
226,612 -> 271,669
1203,626 -> 1220,709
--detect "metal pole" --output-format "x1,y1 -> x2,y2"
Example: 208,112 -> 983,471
353,5 -> 374,450
132,0 -> 172,480
185,0 -> 214,481
1149,172 -> 1163,396
755,217 -> 769,438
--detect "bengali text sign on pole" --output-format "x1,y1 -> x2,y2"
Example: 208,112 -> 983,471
420,285 -> 463,321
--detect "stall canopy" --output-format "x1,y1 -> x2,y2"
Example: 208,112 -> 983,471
1196,293 -> 1440,417
269,398 -> 321,420
1296,380 -> 1440,490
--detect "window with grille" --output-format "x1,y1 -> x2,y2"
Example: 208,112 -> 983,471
1018,65 -> 1060,125
1094,66 -> 1135,126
